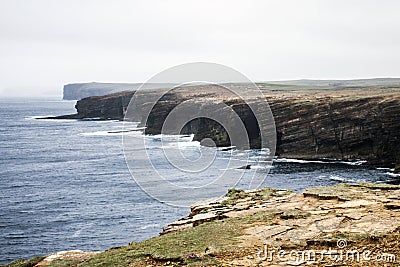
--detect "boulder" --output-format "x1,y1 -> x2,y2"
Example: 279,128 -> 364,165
237,165 -> 251,170
394,164 -> 400,174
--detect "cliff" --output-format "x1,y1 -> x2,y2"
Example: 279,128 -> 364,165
8,183 -> 400,266
271,91 -> 400,166
54,85 -> 400,167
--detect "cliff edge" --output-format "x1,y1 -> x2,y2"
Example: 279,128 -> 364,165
7,182 -> 400,266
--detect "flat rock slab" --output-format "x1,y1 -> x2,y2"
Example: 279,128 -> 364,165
335,199 -> 377,209
35,250 -> 99,266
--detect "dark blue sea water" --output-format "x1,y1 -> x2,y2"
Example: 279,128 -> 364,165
0,98 -> 399,264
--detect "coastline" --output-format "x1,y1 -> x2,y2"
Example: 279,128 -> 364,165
45,86 -> 400,169
6,182 -> 400,266
9,85 -> 399,266
3,0 -> 400,265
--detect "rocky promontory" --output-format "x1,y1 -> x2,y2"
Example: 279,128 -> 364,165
53,84 -> 400,168
8,182 -> 400,266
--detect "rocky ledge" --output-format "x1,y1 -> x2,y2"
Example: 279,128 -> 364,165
8,182 -> 400,266
163,183 -> 400,239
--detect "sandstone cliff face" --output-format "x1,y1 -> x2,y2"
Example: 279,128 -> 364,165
59,87 -> 400,166
73,91 -> 134,119
270,93 -> 400,165
144,97 -> 266,149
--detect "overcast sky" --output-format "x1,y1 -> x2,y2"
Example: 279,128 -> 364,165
1,0 -> 400,97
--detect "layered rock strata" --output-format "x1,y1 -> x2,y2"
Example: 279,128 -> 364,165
52,86 -> 400,166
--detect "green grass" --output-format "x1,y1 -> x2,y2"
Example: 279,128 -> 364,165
251,188 -> 283,201
8,208 -> 282,267
78,217 -> 245,266
4,256 -> 45,267
10,183 -> 397,266
43,259 -> 81,267
304,183 -> 359,201
280,209 -> 311,220
220,188 -> 250,206
221,187 -> 281,206
4,187 -> 287,267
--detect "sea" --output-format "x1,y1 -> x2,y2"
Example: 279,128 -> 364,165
1,98 -> 399,264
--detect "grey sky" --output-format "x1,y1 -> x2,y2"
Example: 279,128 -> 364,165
1,0 -> 400,97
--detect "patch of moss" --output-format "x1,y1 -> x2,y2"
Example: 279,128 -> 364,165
4,256 -> 45,267
78,217 -> 245,267
280,209 -> 311,220
231,210 -> 282,225
304,183 -> 358,201
329,232 -> 374,242
251,187 -> 279,201
24,208 -> 280,267
221,187 -> 283,207
225,188 -> 248,199
221,188 -> 250,206
44,259 -> 81,267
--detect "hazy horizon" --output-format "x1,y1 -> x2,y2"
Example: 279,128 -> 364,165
1,0 -> 400,97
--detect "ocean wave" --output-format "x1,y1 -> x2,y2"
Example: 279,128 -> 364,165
249,165 -> 274,170
385,172 -> 400,177
81,129 -> 144,136
274,158 -> 327,164
25,116 -> 78,122
338,160 -> 367,166
151,134 -> 195,142
80,131 -> 123,136
376,167 -> 395,171
160,141 -> 201,149
19,210 -> 35,214
329,175 -> 356,183
274,158 -> 367,166
140,223 -> 160,230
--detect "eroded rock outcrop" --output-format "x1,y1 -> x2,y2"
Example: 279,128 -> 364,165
34,250 -> 99,266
